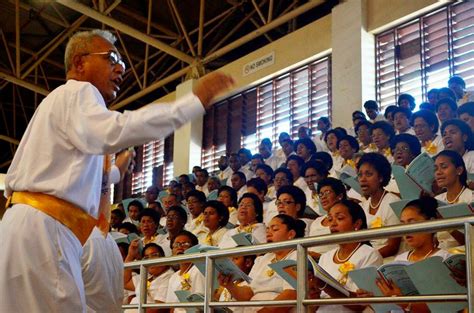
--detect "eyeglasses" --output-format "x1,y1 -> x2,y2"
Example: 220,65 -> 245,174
142,252 -> 162,260
393,146 -> 410,153
172,242 -> 192,249
275,199 -> 295,206
82,51 -> 126,70
166,215 -> 181,221
318,190 -> 334,198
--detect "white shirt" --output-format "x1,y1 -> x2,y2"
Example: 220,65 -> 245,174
218,223 -> 267,249
317,245 -> 383,313
217,167 -> 233,183
82,227 -> 124,313
197,227 -> 228,246
263,200 -> 279,225
126,268 -> 175,312
308,216 -> 336,255
361,192 -> 401,251
313,132 -> 329,152
165,265 -> 205,313
394,249 -> 452,262
196,182 -> 210,196
5,80 -> 204,217
421,135 -> 444,157
244,251 -> 296,313
463,151 -> 474,174
265,153 -> 286,171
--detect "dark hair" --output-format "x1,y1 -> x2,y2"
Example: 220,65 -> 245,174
312,151 -> 333,171
458,102 -> 474,117
195,168 -> 209,178
390,134 -> 421,156
111,209 -> 126,220
128,200 -> 144,212
232,171 -> 247,182
238,148 -> 252,160
171,230 -> 199,248
294,138 -> 317,155
142,243 -> 165,258
364,100 -> 379,110
403,196 -> 439,220
334,127 -> 348,136
437,87 -> 456,101
178,174 -> 191,183
317,177 -> 347,199
436,97 -> 458,113
302,160 -> 329,178
246,177 -> 268,196
324,128 -> 346,143
118,222 -> 138,234
204,200 -> 230,227
384,105 -> 398,119
286,154 -> 305,171
167,206 -> 188,224
139,208 -> 161,224
427,88 -> 439,98
185,190 -> 207,203
434,150 -> 468,187
276,185 -> 307,217
355,120 -> 373,134
261,138 -> 272,148
397,93 -> 416,111
217,186 -> 238,208
337,135 -> 360,152
272,214 -> 306,238
372,121 -> 395,140
411,109 -> 439,134
448,75 -> 466,88
239,193 -> 264,223
274,168 -> 294,184
356,153 -> 392,187
255,164 -> 274,178
352,110 -> 366,120
419,102 -> 436,112
392,106 -> 413,120
440,119 -> 474,151
251,153 -> 265,162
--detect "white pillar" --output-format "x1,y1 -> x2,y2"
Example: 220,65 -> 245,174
173,79 -> 203,176
331,0 -> 375,127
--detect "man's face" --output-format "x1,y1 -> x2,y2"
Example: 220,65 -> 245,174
195,171 -> 207,186
238,152 -> 250,165
229,156 -> 241,172
365,108 -> 378,120
80,37 -> 125,102
163,195 -> 178,210
298,127 -> 309,139
218,156 -> 228,171
258,144 -> 271,158
231,174 -> 245,190
449,82 -> 464,99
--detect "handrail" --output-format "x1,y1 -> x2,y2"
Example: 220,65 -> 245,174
124,215 -> 474,269
123,216 -> 474,312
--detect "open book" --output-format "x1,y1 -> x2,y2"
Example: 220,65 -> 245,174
231,232 -> 253,246
349,255 -> 467,313
336,164 -> 362,195
174,291 -> 231,313
185,244 -> 252,284
437,202 -> 474,218
268,255 -> 350,297
392,153 -> 435,198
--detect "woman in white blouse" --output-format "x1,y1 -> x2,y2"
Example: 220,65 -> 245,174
411,109 -> 444,157
310,199 -> 383,313
198,200 -> 229,246
308,177 -> 347,260
371,121 -> 395,163
218,214 -> 306,313
357,153 -> 401,258
440,118 -> 474,173
434,150 -> 470,248
219,193 -> 267,249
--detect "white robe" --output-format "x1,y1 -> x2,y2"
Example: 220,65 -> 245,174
0,79 -> 204,312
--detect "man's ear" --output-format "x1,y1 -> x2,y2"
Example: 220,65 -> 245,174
72,55 -> 85,73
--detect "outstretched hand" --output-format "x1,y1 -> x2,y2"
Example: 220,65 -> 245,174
194,72 -> 235,109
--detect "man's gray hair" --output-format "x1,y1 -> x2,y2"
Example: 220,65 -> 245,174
64,29 -> 117,73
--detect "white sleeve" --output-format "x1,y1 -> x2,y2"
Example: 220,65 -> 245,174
65,83 -> 204,154
109,165 -> 121,185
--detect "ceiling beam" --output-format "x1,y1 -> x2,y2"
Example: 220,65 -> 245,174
57,0 -> 194,64
203,0 -> 325,64
0,71 -> 49,96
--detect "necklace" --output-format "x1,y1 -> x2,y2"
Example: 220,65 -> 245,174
266,249 -> 295,277
408,247 -> 434,262
369,190 -> 386,210
335,243 -> 361,263
447,186 -> 466,204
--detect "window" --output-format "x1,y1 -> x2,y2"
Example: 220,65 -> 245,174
376,2 -> 474,111
202,56 -> 332,173
130,136 -> 173,195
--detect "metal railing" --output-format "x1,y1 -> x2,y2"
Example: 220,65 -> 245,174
123,215 -> 474,312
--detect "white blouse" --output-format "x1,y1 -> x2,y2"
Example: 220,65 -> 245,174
165,265 -> 205,313
218,223 -> 267,249
308,215 -> 336,255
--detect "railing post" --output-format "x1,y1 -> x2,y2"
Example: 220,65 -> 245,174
465,222 -> 474,312
297,244 -> 308,313
204,255 -> 214,313
138,264 -> 148,313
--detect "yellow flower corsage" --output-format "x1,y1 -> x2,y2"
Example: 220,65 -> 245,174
383,148 -> 392,157
180,272 -> 191,290
370,216 -> 383,228
194,214 -> 204,226
424,140 -> 437,155
345,159 -> 356,168
338,262 -> 355,285
228,206 -> 237,213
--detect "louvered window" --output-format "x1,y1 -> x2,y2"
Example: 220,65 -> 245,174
202,56 -> 332,173
376,2 -> 474,111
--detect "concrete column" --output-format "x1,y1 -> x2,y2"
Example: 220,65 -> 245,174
173,79 -> 203,176
331,0 -> 375,127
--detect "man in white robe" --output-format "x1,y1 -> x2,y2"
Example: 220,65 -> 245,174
0,29 -> 233,312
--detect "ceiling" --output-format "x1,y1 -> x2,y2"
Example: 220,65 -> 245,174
0,0 -> 338,171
